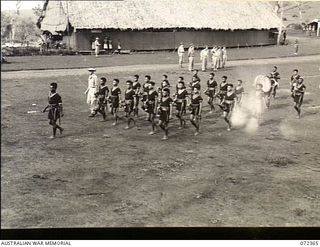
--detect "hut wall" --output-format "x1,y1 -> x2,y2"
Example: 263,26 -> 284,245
73,29 -> 277,51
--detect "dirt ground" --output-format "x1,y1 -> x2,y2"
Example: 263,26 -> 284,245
1,54 -> 320,228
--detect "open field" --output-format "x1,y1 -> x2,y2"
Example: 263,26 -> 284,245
1,53 -> 320,228
2,34 -> 320,72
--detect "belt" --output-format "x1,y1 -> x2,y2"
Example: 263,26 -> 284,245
176,99 -> 186,102
161,106 -> 170,110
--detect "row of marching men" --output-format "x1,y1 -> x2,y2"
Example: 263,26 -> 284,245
177,43 -> 227,72
86,69 -> 244,140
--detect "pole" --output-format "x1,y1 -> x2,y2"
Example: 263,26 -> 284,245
277,1 -> 283,45
66,0 -> 70,51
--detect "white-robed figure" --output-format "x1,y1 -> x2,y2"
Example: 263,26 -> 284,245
187,44 -> 195,71
211,46 -> 219,71
85,68 -> 99,117
94,37 -> 101,57
177,43 -> 185,68
216,46 -> 223,69
221,47 -> 227,68
200,46 -> 209,72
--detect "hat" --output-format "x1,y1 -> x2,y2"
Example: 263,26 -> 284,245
88,68 -> 96,71
96,37 -> 99,40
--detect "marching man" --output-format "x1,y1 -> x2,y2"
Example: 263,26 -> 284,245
178,42 -> 185,68
292,77 -> 306,118
85,68 -> 99,117
42,82 -> 64,139
200,46 -> 209,72
188,43 -> 195,71
94,37 -> 101,57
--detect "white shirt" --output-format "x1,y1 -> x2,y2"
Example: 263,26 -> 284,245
200,49 -> 209,60
88,74 -> 98,92
178,45 -> 185,54
94,40 -> 100,47
188,46 -> 195,57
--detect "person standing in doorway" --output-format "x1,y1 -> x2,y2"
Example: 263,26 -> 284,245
94,37 -> 101,57
187,43 -> 195,71
117,39 -> 122,54
178,42 -> 185,68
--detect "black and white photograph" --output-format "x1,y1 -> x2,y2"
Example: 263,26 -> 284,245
1,0 -> 320,237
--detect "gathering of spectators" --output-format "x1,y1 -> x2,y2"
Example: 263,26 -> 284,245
178,43 -> 228,72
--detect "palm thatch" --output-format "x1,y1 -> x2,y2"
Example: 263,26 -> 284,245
40,0 -> 281,33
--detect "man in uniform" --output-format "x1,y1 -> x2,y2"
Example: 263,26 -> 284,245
93,77 -> 109,121
211,46 -> 219,71
177,42 -> 185,68
290,69 -> 300,92
204,73 -> 218,113
270,66 -> 280,98
84,68 -> 99,117
42,82 -> 64,139
187,43 -> 195,71
146,81 -> 159,135
132,74 -> 141,117
200,46 -> 209,72
292,77 -> 306,118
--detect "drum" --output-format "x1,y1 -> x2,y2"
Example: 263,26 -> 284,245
254,75 -> 272,93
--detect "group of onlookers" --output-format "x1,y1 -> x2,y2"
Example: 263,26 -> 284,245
178,43 -> 227,72
93,37 -> 122,57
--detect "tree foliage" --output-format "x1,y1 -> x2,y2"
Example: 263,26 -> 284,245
1,12 -> 12,41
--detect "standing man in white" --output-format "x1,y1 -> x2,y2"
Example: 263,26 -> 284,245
94,37 -> 101,57
221,47 -> 227,68
177,43 -> 185,68
85,68 -> 99,117
187,43 -> 195,71
200,46 -> 209,72
211,46 -> 218,71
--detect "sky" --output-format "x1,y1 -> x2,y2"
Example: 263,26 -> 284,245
1,1 -> 43,11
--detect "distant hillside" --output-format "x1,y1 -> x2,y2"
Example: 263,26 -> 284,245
273,1 -> 320,25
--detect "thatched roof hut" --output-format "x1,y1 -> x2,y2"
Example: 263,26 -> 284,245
39,0 -> 282,51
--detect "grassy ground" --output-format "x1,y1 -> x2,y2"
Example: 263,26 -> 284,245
1,56 -> 320,228
2,34 -> 320,72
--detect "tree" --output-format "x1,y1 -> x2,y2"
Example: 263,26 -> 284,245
14,17 -> 41,43
32,1 -> 45,18
1,12 -> 12,42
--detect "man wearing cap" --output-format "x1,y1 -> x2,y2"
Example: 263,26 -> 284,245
94,37 -> 101,57
177,43 -> 185,68
187,44 -> 195,71
85,68 -> 99,117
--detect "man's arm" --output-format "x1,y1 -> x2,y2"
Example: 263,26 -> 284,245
42,105 -> 49,113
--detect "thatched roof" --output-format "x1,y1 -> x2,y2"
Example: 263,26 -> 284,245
40,0 -> 281,33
